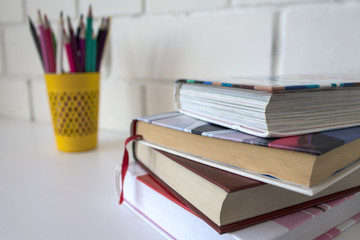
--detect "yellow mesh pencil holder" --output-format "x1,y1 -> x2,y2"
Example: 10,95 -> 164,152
45,73 -> 100,152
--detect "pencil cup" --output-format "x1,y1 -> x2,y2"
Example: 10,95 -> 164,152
45,73 -> 100,152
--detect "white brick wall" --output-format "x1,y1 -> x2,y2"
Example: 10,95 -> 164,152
0,0 -> 360,132
0,32 -> 4,74
147,0 -> 228,13
30,78 -> 51,123
145,83 -> 175,115
111,11 -> 273,80
278,4 -> 360,75
0,78 -> 31,120
0,0 -> 23,24
99,81 -> 144,132
233,0 -> 327,6
3,25 -> 43,76
26,0 -> 77,20
79,0 -> 142,16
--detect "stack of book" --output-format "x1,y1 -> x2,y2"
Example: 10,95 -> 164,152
117,76 -> 360,239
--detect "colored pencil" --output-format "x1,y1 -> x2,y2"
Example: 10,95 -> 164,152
28,16 -> 44,70
51,29 -> 56,59
56,11 -> 64,74
96,18 -> 105,71
37,10 -> 50,72
67,16 -> 81,72
45,17 -> 56,59
31,7 -> 108,74
85,5 -> 93,72
44,14 -> 56,72
76,14 -> 83,45
96,18 -> 105,43
63,30 -> 76,73
79,25 -> 86,72
96,17 -> 110,71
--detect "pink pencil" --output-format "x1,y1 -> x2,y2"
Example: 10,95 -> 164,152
44,15 -> 56,72
63,30 -> 76,73
37,10 -> 49,72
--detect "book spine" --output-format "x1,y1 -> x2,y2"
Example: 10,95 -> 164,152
130,119 -> 138,136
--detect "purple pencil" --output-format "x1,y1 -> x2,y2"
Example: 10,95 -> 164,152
96,17 -> 109,71
67,16 -> 81,72
95,18 -> 104,71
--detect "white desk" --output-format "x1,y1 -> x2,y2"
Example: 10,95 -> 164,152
0,119 -> 358,240
0,118 -> 164,240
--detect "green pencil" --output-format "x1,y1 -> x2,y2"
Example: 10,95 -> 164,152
85,5 -> 93,72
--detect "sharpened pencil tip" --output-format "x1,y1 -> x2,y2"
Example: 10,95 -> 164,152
59,11 -> 64,25
43,14 -> 50,26
67,16 -> 73,30
88,5 -> 92,18
37,10 -> 43,23
78,14 -> 83,27
28,16 -> 34,26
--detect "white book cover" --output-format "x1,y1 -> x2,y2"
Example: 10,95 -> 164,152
116,163 -> 360,240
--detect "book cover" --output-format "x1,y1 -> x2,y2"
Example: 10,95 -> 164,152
314,213 -> 360,240
132,112 -> 360,195
174,76 -> 360,137
134,146 -> 360,234
120,163 -> 360,240
135,112 -> 360,156
121,164 -> 225,240
231,193 -> 360,240
146,147 -> 265,193
176,76 -> 360,94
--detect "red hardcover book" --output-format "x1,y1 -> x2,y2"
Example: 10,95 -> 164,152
127,168 -> 360,239
133,141 -> 360,234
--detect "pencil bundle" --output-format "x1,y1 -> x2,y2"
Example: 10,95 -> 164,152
28,6 -> 110,74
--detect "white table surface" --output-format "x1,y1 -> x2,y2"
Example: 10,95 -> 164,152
0,118 -> 164,240
0,118 -> 359,240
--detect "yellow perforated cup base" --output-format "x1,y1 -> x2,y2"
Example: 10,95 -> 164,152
45,73 -> 100,152
56,134 -> 97,152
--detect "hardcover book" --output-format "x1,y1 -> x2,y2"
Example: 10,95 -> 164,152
132,112 -> 360,195
133,141 -> 360,233
175,76 -> 360,137
314,213 -> 360,240
119,163 -> 360,240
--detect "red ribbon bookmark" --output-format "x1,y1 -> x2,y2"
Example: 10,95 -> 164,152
119,134 -> 142,205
